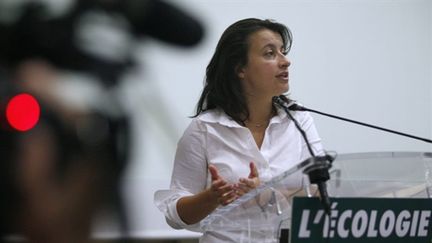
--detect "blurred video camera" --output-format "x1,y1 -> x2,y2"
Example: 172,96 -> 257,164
0,67 -> 130,238
0,0 -> 203,237
0,0 -> 204,85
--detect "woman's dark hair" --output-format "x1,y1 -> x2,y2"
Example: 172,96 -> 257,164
193,18 -> 292,123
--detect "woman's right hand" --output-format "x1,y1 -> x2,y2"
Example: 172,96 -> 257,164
176,165 -> 238,225
208,165 -> 238,206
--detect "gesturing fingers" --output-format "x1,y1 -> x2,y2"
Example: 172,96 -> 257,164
209,165 -> 238,206
236,178 -> 256,196
209,165 -> 220,181
236,162 -> 260,197
211,179 -> 237,205
248,162 -> 259,179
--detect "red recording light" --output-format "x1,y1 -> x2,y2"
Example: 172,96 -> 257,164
6,93 -> 40,131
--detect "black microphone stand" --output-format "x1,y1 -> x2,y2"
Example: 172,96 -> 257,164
274,97 -> 431,243
289,104 -> 432,144
273,97 -> 334,215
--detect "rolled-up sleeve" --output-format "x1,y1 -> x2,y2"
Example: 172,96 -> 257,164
154,119 -> 208,231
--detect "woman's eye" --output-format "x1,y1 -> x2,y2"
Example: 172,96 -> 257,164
265,51 -> 274,57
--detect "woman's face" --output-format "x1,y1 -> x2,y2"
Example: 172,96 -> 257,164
238,29 -> 291,100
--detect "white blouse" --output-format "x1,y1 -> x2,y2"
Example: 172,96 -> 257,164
154,107 -> 324,242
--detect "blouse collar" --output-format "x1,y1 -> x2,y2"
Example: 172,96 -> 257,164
197,107 -> 288,128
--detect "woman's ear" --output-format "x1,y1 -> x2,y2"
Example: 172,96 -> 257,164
236,65 -> 245,79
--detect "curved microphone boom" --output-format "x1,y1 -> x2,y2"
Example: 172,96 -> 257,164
273,96 -> 333,215
287,101 -> 432,144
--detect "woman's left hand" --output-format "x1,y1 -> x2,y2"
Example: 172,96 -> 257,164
235,162 -> 260,197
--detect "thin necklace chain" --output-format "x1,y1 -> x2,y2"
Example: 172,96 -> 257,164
244,106 -> 277,128
245,119 -> 269,128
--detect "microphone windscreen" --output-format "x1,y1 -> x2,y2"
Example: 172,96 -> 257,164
272,96 -> 286,107
272,96 -> 305,111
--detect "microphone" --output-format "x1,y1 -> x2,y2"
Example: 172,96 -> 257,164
287,101 -> 432,144
273,96 -> 333,215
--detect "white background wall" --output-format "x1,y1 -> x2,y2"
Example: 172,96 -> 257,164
97,0 -> 432,239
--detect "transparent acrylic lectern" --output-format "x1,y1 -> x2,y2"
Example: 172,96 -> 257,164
197,151 -> 432,242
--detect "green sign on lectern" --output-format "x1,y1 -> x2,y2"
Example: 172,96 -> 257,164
291,197 -> 432,243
